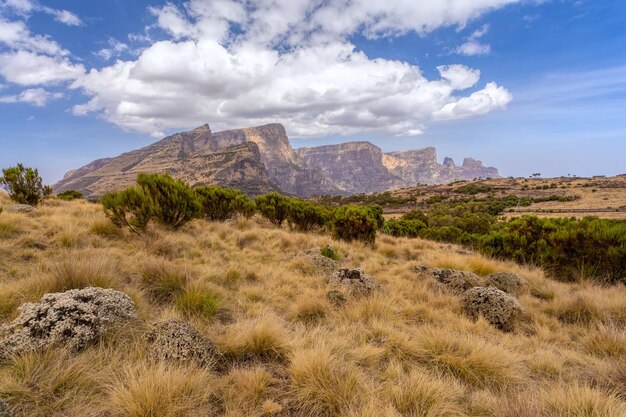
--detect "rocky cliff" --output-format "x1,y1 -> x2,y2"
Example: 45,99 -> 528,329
55,123 -> 499,198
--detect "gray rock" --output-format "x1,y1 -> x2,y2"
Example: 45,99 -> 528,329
326,290 -> 347,307
0,287 -> 136,362
416,265 -> 482,294
6,204 -> 34,213
326,268 -> 379,296
0,400 -> 12,417
462,287 -> 524,332
485,272 -> 526,296
145,320 -> 220,367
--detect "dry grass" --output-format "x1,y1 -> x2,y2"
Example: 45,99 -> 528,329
0,198 -> 625,415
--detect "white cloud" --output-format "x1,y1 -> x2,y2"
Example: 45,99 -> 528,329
0,50 -> 84,85
455,23 -> 492,56
43,7 -> 82,26
72,0 -> 516,137
95,38 -> 129,61
0,87 -> 62,106
1,0 -> 82,26
0,17 -> 68,55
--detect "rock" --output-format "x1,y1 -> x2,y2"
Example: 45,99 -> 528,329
0,400 -> 11,417
485,272 -> 526,296
0,287 -> 136,362
145,320 -> 220,367
416,265 -> 482,294
6,204 -> 34,213
462,287 -> 524,332
326,268 -> 379,296
326,290 -> 347,307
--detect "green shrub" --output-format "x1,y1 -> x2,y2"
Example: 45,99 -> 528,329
101,186 -> 154,235
367,205 -> 385,229
232,193 -> 256,219
381,219 -> 426,238
287,199 -> 328,232
453,184 -> 493,195
255,192 -> 290,226
137,173 -> 200,228
401,210 -> 429,224
57,190 -> 83,201
320,245 -> 340,261
0,163 -> 48,206
331,205 -> 377,244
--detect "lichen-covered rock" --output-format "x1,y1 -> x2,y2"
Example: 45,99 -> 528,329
0,400 -> 12,417
416,265 -> 482,294
485,272 -> 526,296
326,290 -> 347,307
6,204 -> 34,213
145,320 -> 220,367
0,287 -> 136,362
326,268 -> 379,296
462,287 -> 524,332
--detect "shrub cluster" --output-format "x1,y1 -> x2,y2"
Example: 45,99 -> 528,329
331,205 -> 378,244
195,185 -> 255,221
56,190 -> 84,201
0,163 -> 51,206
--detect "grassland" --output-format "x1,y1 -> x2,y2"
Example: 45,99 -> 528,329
0,191 -> 625,416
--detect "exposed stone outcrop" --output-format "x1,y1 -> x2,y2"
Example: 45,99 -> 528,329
462,287 -> 523,332
326,290 -> 347,307
6,204 -> 34,213
326,268 -> 379,296
145,319 -> 220,367
0,287 -> 136,362
416,265 -> 482,295
485,272 -> 526,296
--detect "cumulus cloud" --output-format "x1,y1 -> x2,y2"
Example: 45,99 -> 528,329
70,0 -> 516,137
1,0 -> 82,25
0,87 -> 62,106
95,38 -> 129,61
455,23 -> 492,56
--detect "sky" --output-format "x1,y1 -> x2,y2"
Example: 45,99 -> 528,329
0,0 -> 625,183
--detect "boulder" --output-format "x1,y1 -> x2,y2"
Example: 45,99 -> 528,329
485,272 -> 526,296
416,265 -> 482,294
462,287 -> 523,332
326,268 -> 379,296
6,204 -> 34,213
326,290 -> 347,307
0,287 -> 136,362
145,320 -> 220,367
0,400 -> 11,417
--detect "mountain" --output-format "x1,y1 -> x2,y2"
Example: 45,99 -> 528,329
54,123 -> 499,198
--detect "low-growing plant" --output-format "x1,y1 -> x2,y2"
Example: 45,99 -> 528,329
137,173 -> 200,228
176,284 -> 222,318
102,186 -> 154,235
287,199 -> 328,232
0,163 -> 49,206
381,219 -> 425,238
57,190 -> 84,201
195,185 -> 250,221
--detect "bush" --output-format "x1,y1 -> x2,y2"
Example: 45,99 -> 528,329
255,192 -> 290,226
331,205 -> 377,244
381,219 -> 426,238
401,210 -> 429,224
0,163 -> 48,206
57,190 -> 83,201
287,199 -> 328,232
101,186 -> 154,235
367,205 -> 385,229
196,185 -> 249,221
137,173 -> 200,228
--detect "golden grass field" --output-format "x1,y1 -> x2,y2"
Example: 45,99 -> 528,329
387,176 -> 626,219
0,191 -> 625,416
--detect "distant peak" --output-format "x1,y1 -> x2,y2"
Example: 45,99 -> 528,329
192,123 -> 211,132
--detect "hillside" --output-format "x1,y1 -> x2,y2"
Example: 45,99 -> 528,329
0,193 -> 625,416
54,123 -> 499,199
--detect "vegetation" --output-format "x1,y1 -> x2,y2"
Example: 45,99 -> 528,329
0,163 -> 49,206
286,199 -> 328,232
255,192 -> 290,226
56,190 -> 84,201
136,173 -> 201,228
331,205 -> 378,243
195,185 -> 255,221
102,186 -> 154,236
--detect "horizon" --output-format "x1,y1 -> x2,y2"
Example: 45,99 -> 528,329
1,0 -> 626,183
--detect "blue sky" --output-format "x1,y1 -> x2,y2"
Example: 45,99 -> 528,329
0,0 -> 625,183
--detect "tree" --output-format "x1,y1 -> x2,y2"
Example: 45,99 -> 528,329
0,164 -> 48,206
255,192 -> 291,226
136,173 -> 200,228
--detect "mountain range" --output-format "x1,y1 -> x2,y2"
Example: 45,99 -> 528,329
53,123 -> 499,198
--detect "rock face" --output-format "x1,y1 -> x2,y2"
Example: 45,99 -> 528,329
326,268 -> 379,296
0,288 -> 136,362
462,287 -> 523,332
5,204 -> 34,213
145,320 -> 220,367
55,122 -> 499,198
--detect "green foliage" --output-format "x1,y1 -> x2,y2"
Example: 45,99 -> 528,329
315,191 -> 414,208
287,199 -> 328,232
176,285 -> 222,318
101,187 -> 153,235
367,205 -> 385,229
0,163 -> 48,206
453,184 -> 494,195
381,219 -> 425,238
137,173 -> 200,228
57,190 -> 84,201
255,192 -> 290,226
331,205 -> 377,244
195,185 -> 255,221
401,210 -> 429,224
320,245 -> 340,261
